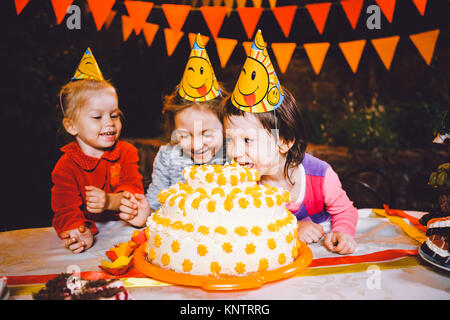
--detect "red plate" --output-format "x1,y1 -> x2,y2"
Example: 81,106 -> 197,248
134,241 -> 313,291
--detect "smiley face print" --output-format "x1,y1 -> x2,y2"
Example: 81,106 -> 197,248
73,48 -> 104,81
180,56 -> 214,99
232,57 -> 269,108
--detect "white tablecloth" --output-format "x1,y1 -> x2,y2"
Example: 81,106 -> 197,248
1,209 -> 449,300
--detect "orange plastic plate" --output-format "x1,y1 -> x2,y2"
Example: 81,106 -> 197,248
134,241 -> 313,291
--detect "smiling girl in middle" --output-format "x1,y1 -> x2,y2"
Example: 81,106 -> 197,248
119,34 -> 229,216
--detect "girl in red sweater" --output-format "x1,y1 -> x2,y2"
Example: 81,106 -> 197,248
51,48 -> 147,253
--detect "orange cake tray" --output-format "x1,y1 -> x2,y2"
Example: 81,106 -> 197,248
134,241 -> 313,291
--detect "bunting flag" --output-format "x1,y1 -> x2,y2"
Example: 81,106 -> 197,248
339,39 -> 366,73
104,10 -> 117,30
252,0 -> 262,8
305,2 -> 332,35
161,4 -> 191,33
271,43 -> 296,74
124,1 -> 153,35
340,0 -> 363,30
164,28 -> 184,56
200,6 -> 228,39
51,0 -> 74,24
215,37 -> 238,68
236,0 -> 246,8
121,15 -> 134,41
202,0 -> 210,5
188,33 -> 210,48
412,0 -> 428,16
224,0 -> 234,17
14,0 -> 30,15
371,35 -> 400,70
87,0 -> 116,31
272,5 -> 298,38
268,0 -> 277,9
213,0 -> 222,6
375,0 -> 396,23
142,22 -> 159,47
303,42 -> 330,75
409,29 -> 440,65
237,7 -> 263,39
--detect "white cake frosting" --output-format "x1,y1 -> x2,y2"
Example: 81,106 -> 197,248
145,162 -> 300,277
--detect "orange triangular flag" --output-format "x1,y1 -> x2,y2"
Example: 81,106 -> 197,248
412,0 -> 427,16
340,0 -> 363,29
268,0 -> 277,8
124,1 -> 153,35
339,39 -> 366,73
143,22 -> 159,47
272,6 -> 298,38
242,41 -> 252,56
164,28 -> 184,56
375,0 -> 396,23
122,15 -> 134,41
14,0 -> 30,15
305,2 -> 332,35
188,33 -> 210,48
236,0 -> 245,7
51,0 -> 74,24
104,10 -> 116,30
252,0 -> 262,8
371,35 -> 399,70
304,42 -> 330,74
271,43 -> 296,74
215,37 -> 238,68
87,0 -> 116,31
224,0 -> 234,17
213,0 -> 222,5
237,7 -> 263,39
409,29 -> 439,65
200,6 -> 228,39
161,4 -> 191,32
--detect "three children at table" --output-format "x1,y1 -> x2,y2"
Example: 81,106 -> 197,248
51,33 -> 357,255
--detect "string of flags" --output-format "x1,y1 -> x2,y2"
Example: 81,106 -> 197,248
14,0 -> 440,74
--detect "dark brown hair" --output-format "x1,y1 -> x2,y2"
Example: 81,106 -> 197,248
222,87 -> 308,184
162,84 -> 229,141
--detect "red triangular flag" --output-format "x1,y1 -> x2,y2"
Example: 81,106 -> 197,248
122,15 -> 134,41
272,5 -> 297,38
87,0 -> 116,31
164,28 -> 184,56
15,0 -> 30,15
200,6 -> 228,39
143,23 -> 159,47
375,0 -> 396,23
340,0 -> 363,29
271,43 -> 296,74
371,35 -> 400,70
339,39 -> 366,73
124,1 -> 154,35
215,37 -> 237,68
51,0 -> 74,24
412,0 -> 427,16
161,4 -> 191,32
409,29 -> 440,65
104,10 -> 117,30
305,2 -> 332,35
236,7 -> 263,39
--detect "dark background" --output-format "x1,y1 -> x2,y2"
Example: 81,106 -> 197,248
1,0 -> 448,231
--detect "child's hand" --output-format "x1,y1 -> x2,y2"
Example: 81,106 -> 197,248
60,225 -> 94,254
297,220 -> 325,244
119,192 -> 151,227
323,231 -> 356,254
85,186 -> 107,213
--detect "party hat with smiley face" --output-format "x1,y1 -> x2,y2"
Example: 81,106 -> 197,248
72,47 -> 105,81
231,30 -> 284,113
178,34 -> 220,101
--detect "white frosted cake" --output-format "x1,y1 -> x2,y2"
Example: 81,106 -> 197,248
145,162 -> 301,277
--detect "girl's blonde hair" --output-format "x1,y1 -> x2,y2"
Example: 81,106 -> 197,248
58,79 -> 117,120
162,84 -> 229,142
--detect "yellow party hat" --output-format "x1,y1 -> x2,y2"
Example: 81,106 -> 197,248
231,30 -> 284,113
178,34 -> 220,101
72,47 -> 104,81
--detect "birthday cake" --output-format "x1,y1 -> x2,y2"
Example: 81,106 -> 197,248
145,162 -> 300,277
